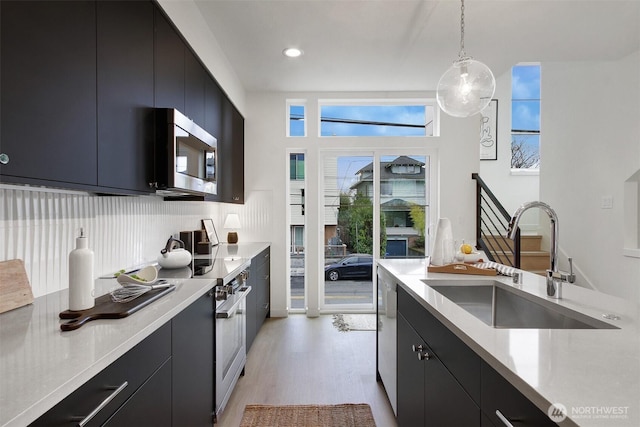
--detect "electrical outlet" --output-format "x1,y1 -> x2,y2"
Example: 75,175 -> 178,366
601,196 -> 613,209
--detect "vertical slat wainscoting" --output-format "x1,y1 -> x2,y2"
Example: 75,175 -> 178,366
220,190 -> 273,243
0,188 -> 219,297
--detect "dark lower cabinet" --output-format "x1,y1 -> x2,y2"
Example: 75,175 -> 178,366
255,248 -> 271,330
171,289 -> 215,427
397,313 -> 480,426
247,247 -> 271,351
103,360 -> 171,427
396,287 -> 558,427
31,323 -> 172,426
481,362 -> 557,427
0,1 -> 98,187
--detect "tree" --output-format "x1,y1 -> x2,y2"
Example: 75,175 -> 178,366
409,203 -> 426,248
337,192 -> 387,256
511,136 -> 540,169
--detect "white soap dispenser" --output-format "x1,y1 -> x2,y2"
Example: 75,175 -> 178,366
69,227 -> 95,311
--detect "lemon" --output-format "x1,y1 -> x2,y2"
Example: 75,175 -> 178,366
461,243 -> 473,254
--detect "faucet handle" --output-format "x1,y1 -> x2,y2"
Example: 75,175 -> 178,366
567,257 -> 576,283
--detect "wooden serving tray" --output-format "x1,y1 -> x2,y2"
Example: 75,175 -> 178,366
59,285 -> 175,331
427,262 -> 497,276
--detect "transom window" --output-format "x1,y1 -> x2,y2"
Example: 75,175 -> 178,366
319,102 -> 436,137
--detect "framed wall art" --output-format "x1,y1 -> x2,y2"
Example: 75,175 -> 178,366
201,218 -> 219,246
480,99 -> 498,160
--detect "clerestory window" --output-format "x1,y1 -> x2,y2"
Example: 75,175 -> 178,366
511,64 -> 540,169
318,102 -> 436,137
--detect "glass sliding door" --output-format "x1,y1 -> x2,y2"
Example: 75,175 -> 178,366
322,154 -> 375,310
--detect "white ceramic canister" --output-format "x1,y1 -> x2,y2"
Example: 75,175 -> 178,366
69,228 -> 95,311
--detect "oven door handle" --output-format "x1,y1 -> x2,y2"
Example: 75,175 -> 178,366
215,286 -> 251,318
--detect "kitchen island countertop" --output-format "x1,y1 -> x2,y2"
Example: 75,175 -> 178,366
379,258 -> 640,427
0,242 -> 269,427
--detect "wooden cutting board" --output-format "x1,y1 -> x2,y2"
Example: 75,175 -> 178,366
59,285 -> 175,331
0,259 -> 35,314
427,262 -> 497,276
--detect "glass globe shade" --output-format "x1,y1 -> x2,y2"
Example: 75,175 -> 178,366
436,58 -> 496,118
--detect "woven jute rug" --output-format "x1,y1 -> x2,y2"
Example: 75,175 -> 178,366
239,403 -> 376,427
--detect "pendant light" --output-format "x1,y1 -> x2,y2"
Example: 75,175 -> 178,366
436,0 -> 495,118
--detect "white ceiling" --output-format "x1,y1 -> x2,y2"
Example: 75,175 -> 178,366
193,0 -> 640,93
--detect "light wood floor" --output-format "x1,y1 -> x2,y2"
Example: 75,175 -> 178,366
216,315 -> 397,427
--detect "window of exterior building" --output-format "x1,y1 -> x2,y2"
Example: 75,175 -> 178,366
319,102 -> 436,137
511,64 -> 541,169
290,153 -> 305,180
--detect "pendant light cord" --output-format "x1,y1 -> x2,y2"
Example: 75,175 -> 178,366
459,0 -> 468,60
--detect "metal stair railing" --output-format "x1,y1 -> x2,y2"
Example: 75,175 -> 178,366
471,173 -> 521,268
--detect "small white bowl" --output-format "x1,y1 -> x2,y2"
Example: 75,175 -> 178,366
116,265 -> 158,286
463,252 -> 482,263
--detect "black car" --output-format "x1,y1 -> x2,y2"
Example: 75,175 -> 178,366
324,254 -> 373,281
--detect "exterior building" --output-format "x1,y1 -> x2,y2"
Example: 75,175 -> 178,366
350,156 -> 427,257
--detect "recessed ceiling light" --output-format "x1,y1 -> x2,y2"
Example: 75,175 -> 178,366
283,47 -> 303,58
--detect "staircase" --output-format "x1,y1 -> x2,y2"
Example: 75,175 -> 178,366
483,235 -> 550,275
471,173 -> 550,275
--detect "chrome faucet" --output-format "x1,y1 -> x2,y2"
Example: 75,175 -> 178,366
507,201 -> 575,299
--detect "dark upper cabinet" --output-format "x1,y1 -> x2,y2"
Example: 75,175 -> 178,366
217,97 -> 245,204
154,8 -> 185,112
97,1 -> 155,193
204,76 -> 223,140
185,49 -> 206,127
0,0 -> 242,200
0,1 -> 97,186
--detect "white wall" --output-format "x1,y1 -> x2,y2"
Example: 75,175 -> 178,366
541,50 -> 640,302
244,91 -> 480,316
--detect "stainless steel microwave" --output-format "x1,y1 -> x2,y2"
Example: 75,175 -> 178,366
153,108 -> 217,197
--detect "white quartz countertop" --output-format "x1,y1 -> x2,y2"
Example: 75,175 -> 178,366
0,242 -> 269,427
378,258 -> 640,427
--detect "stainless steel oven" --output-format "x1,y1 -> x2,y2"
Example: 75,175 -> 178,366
214,268 -> 251,421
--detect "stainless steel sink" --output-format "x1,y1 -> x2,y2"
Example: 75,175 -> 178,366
421,279 -> 618,329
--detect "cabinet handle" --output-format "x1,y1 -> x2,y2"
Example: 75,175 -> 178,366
417,351 -> 431,360
72,381 -> 128,427
0,153 -> 8,165
495,410 -> 515,427
411,344 -> 430,360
